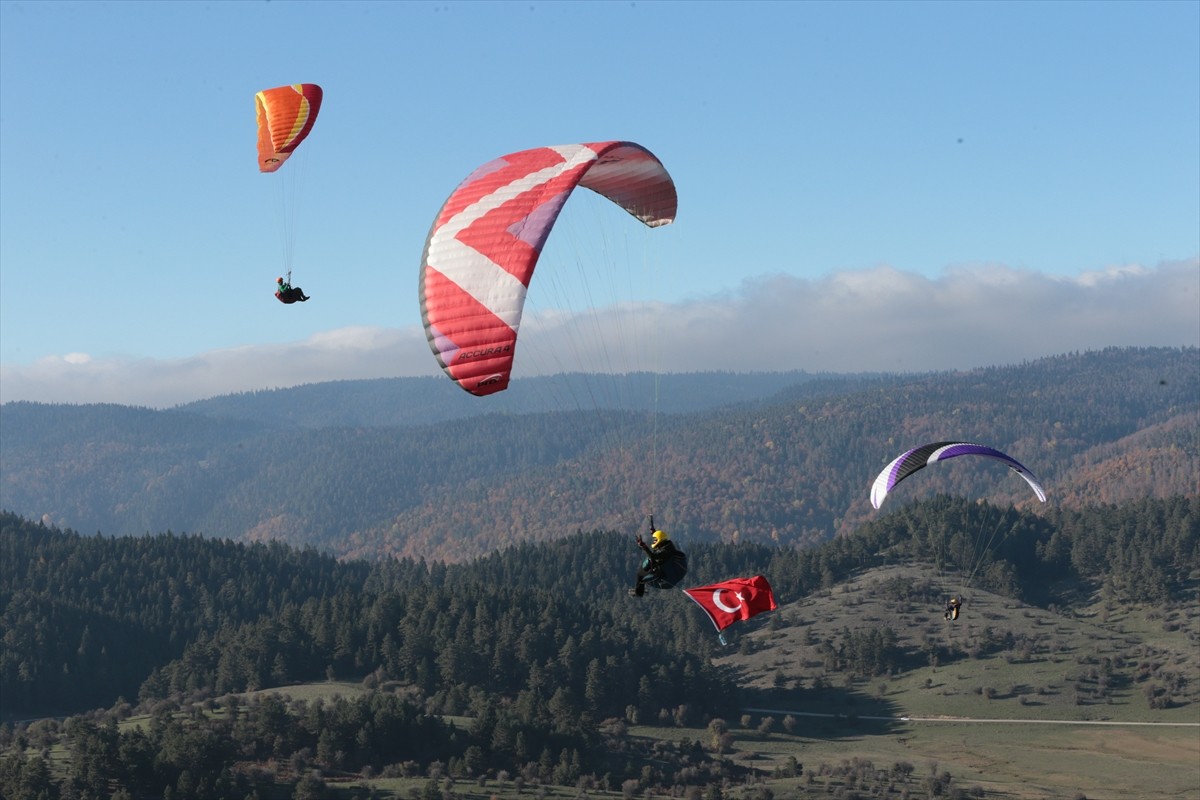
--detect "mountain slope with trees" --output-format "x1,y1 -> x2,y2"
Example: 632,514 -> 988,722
1,347 -> 1195,563
1,493 -> 1196,799
4,495 -> 1196,719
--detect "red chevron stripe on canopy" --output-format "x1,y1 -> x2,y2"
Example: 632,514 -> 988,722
419,142 -> 677,396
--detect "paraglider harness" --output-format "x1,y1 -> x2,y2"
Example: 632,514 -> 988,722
275,270 -> 309,304
637,516 -> 688,590
944,595 -> 963,621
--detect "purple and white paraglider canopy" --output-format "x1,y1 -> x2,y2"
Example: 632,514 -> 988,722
870,441 -> 1047,510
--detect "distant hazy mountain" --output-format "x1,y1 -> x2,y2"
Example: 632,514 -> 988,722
2,347 -> 1195,561
173,370 -> 884,428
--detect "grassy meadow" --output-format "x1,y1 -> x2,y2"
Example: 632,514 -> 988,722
702,562 -> 1199,798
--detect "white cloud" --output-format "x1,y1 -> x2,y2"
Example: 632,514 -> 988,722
2,260 -> 1196,408
0,327 -> 433,408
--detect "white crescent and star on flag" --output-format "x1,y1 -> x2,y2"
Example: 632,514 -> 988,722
683,576 -> 776,634
712,589 -> 745,613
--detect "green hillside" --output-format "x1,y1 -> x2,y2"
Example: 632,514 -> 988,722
2,494 -> 1196,798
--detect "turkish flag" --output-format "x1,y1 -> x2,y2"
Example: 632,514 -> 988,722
683,576 -> 777,632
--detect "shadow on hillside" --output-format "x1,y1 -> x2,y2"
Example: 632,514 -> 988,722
735,685 -> 905,740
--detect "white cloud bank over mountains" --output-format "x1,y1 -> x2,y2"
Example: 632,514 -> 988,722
3,259 -> 1196,408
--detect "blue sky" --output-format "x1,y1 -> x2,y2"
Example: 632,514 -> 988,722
1,0 -> 1197,406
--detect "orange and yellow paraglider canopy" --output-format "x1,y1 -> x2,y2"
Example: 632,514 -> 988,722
255,83 -> 322,173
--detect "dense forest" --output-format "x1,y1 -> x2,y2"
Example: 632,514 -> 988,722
2,347 -> 1196,563
2,493 -> 1196,798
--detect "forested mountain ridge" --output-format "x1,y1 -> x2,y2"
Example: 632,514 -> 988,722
1,493 -> 1196,799
1,347 -> 1195,562
4,495 -> 1196,719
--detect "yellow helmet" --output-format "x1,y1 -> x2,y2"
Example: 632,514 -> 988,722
651,529 -> 668,546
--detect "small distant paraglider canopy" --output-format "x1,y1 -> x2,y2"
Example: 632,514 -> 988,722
418,141 -> 678,396
870,441 -> 1047,510
255,83 -> 323,173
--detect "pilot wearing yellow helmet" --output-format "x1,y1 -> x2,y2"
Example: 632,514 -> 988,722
631,526 -> 687,596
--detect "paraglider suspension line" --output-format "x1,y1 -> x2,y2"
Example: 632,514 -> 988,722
963,505 -> 1007,589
